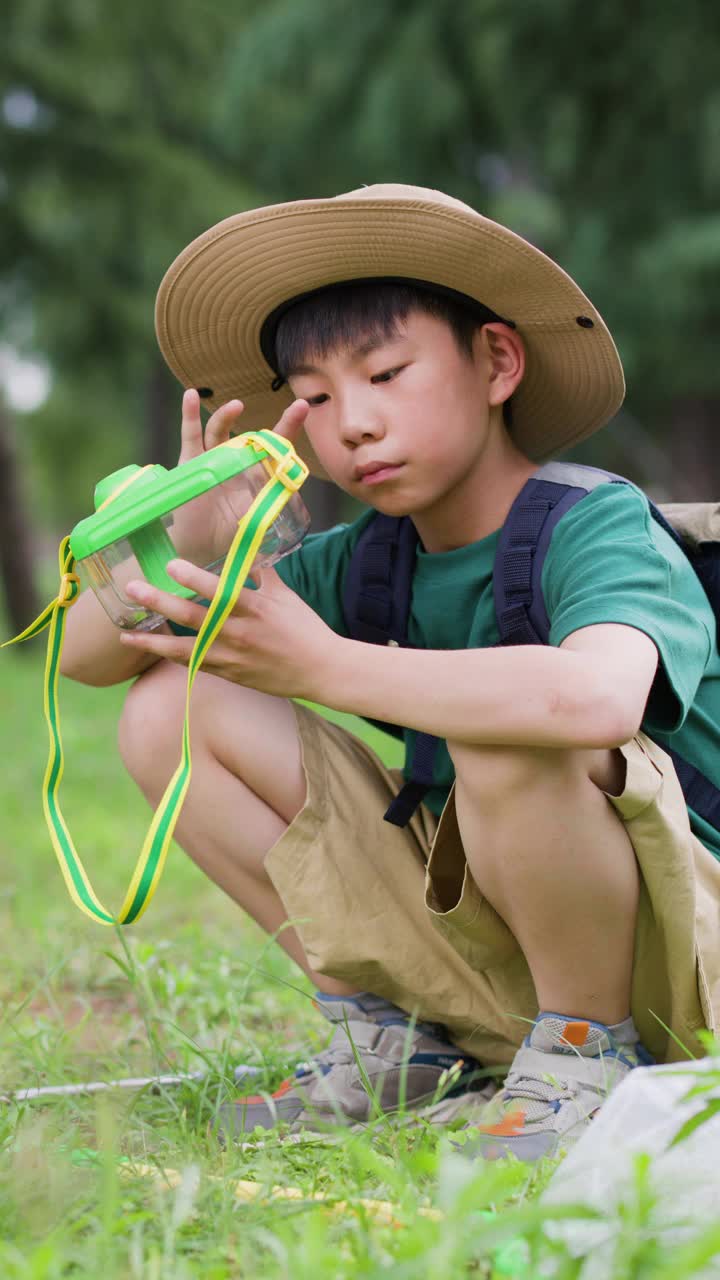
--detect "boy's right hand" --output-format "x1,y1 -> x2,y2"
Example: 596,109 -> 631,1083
177,388 -> 245,465
178,388 -> 310,464
171,389 -> 310,564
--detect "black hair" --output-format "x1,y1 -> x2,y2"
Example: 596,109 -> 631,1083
266,279 -> 514,427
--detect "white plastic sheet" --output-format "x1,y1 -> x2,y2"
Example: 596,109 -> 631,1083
541,1057 -> 720,1278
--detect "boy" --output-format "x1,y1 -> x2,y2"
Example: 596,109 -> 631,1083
61,185 -> 720,1161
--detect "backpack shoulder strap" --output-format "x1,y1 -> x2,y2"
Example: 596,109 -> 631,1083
342,511 -> 440,826
494,462 -> 625,646
342,513 -> 419,645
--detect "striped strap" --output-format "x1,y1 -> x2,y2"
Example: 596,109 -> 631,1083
1,430 -> 307,925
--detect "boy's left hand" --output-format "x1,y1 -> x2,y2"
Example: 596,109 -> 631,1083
120,559 -> 338,701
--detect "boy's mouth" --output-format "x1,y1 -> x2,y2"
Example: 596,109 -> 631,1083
354,460 -> 405,485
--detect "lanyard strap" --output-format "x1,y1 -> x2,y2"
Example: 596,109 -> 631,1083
2,431 -> 307,925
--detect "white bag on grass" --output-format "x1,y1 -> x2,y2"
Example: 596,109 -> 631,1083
541,1057 -> 720,1278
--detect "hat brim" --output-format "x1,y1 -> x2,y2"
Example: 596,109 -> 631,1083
155,192 -> 625,478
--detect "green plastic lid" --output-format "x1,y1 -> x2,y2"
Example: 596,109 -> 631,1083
70,439 -> 263,560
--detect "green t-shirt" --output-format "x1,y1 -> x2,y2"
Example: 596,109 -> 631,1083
277,482 -> 720,860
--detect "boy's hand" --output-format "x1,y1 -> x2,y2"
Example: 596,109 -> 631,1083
178,388 -> 243,463
119,559 -> 337,701
172,390 -> 310,562
177,388 -> 309,463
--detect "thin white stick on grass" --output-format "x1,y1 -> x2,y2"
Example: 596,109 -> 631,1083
0,1065 -> 260,1103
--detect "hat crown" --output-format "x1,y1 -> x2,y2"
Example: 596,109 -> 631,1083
340,183 -> 476,218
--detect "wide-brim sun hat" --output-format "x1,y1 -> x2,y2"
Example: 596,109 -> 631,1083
155,183 -> 625,478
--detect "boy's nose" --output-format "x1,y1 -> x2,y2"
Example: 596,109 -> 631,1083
338,401 -> 386,447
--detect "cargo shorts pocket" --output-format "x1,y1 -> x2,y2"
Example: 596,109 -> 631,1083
424,786 -> 521,970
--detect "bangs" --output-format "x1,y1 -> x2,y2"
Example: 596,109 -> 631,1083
272,281 -> 490,380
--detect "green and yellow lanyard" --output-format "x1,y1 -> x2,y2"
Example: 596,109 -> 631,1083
2,431 -> 308,926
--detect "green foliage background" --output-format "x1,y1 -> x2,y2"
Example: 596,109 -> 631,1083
3,0 -> 720,538
3,11 -> 720,1273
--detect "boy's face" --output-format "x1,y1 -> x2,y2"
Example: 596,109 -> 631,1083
287,309 -> 520,530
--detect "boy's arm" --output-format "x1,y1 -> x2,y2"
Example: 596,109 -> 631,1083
318,621 -> 660,749
59,589 -> 162,686
118,555 -> 659,748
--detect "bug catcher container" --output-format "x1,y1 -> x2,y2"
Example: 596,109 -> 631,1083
2,431 -> 309,926
70,436 -> 310,631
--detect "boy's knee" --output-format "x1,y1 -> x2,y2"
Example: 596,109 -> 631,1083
447,740 -> 618,807
118,664 -> 306,818
118,660 -> 187,781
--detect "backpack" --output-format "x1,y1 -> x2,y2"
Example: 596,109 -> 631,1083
342,462 -> 720,831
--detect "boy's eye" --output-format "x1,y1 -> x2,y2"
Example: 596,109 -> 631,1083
371,366 -> 403,384
304,366 -> 404,405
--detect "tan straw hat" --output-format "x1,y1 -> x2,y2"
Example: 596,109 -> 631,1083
155,183 -> 625,476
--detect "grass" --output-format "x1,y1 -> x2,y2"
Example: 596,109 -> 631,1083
1,639 -> 719,1278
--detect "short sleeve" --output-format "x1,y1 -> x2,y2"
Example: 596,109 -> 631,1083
543,483 -> 714,733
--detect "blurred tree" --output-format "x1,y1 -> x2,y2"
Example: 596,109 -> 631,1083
1,0 -> 249,602
0,398 -> 39,632
1,0 -> 348,570
3,0 -> 717,607
501,0 -> 720,496
213,0 -> 504,201
215,0 -> 720,496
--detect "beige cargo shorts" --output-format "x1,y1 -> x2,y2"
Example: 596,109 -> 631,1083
264,704 -> 720,1067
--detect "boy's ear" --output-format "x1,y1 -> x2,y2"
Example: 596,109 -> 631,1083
477,322 -> 526,408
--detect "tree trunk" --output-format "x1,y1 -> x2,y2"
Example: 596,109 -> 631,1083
142,357 -> 179,468
0,401 -> 40,637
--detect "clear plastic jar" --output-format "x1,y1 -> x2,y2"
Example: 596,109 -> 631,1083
76,461 -> 310,631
